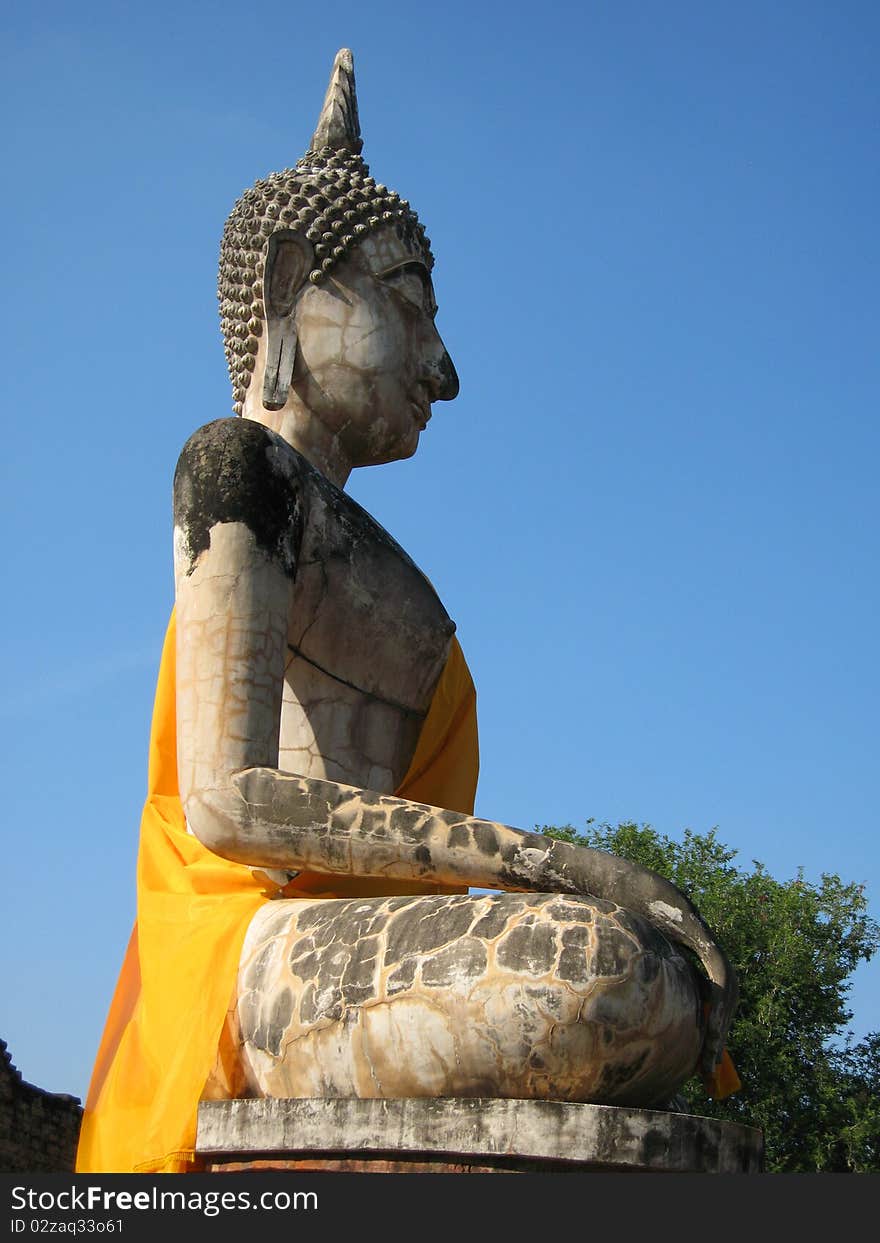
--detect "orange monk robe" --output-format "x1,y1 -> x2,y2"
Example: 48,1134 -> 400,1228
76,610 -> 479,1174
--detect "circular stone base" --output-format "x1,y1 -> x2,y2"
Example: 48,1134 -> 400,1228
196,1098 -> 763,1174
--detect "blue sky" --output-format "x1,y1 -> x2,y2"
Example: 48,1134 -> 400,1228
2,0 -> 877,1099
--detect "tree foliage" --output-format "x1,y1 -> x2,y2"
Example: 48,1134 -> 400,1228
539,820 -> 880,1172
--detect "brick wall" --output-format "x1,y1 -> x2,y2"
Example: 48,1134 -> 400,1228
0,1039 -> 83,1173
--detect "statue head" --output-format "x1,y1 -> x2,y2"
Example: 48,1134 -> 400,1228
218,50 -> 457,479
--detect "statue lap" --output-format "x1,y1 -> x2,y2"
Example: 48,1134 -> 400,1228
235,891 -> 703,1105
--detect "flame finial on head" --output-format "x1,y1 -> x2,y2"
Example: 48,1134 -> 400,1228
309,48 -> 363,155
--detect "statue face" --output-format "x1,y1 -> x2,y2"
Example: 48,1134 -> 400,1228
289,227 -> 458,468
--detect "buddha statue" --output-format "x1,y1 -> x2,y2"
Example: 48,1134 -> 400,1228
77,49 -> 738,1175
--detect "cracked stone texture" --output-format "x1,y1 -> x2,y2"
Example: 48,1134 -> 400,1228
235,891 -> 703,1106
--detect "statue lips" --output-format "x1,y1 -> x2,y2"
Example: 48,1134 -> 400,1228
409,389 -> 432,431
410,403 -> 430,431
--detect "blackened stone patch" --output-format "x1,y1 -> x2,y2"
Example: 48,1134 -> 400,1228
360,805 -> 397,837
385,895 -> 420,914
558,946 -> 589,984
335,905 -> 385,942
174,419 -> 305,576
296,901 -> 350,932
470,896 -> 526,940
544,897 -> 598,923
386,958 -> 417,995
448,824 -> 469,849
383,897 -> 474,963
391,806 -> 420,835
421,938 -> 488,987
473,824 -> 499,855
359,912 -> 388,938
496,923 -> 557,976
264,988 -> 294,1056
561,925 -> 592,950
310,921 -> 345,952
296,899 -> 384,949
563,893 -> 616,919
591,924 -> 635,978
288,949 -> 319,981
340,936 -> 379,991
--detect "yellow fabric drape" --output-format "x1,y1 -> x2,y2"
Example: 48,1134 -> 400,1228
707,1049 -> 741,1099
702,1006 -> 741,1099
76,609 -> 479,1174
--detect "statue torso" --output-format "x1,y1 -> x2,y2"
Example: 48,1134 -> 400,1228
271,439 -> 455,793
173,416 -> 455,796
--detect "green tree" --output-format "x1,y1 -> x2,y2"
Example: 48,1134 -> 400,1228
539,820 -> 880,1172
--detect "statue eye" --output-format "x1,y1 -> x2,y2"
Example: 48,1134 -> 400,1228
380,263 -> 438,319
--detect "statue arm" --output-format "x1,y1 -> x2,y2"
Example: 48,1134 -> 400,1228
188,767 -> 736,1078
173,418 -> 736,1079
172,418 -> 300,802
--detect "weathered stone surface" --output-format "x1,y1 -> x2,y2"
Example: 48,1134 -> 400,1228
196,1098 -> 764,1174
235,892 -> 703,1105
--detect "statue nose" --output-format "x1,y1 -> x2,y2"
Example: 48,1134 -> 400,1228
423,330 -> 459,402
434,349 -> 459,401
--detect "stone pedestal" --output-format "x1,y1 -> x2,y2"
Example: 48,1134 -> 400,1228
196,1098 -> 763,1174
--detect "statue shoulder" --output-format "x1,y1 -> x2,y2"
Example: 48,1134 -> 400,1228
173,417 -> 307,578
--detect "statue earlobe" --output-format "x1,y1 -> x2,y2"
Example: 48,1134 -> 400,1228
262,231 -> 314,410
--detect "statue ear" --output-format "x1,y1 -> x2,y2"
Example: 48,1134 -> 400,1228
262,230 -> 314,410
